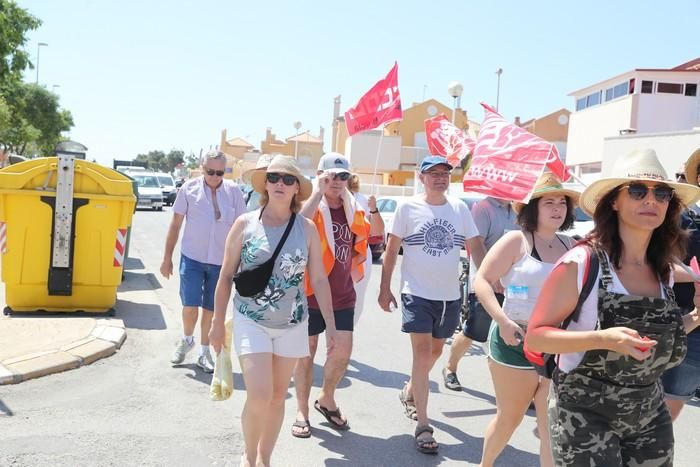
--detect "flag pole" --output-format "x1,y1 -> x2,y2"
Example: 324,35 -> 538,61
371,125 -> 385,195
567,169 -> 588,187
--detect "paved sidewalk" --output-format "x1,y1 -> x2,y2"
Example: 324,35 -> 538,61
0,315 -> 126,385
0,256 -> 164,385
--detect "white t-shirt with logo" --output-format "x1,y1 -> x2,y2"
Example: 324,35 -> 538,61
390,195 -> 479,301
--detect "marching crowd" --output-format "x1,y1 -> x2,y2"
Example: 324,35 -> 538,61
160,147 -> 700,467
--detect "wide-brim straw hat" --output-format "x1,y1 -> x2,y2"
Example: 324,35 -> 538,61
251,155 -> 312,201
512,172 -> 581,214
579,148 -> 700,217
242,153 -> 274,184
684,148 -> 700,186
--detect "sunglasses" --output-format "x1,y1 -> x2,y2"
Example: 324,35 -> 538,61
623,183 -> 674,202
205,169 -> 225,177
330,172 -> 351,181
266,172 -> 298,186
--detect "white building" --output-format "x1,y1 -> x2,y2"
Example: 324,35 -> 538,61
566,57 -> 700,175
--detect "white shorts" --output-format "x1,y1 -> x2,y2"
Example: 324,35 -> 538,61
233,312 -> 310,358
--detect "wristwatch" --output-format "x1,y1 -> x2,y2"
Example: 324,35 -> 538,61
369,209 -> 379,214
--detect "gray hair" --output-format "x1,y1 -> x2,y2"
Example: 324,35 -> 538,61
204,150 -> 227,164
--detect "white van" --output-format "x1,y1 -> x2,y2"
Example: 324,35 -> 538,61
130,171 -> 164,211
155,172 -> 176,206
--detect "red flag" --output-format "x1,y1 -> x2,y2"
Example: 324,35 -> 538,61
462,103 -> 568,203
424,114 -> 476,167
344,62 -> 402,136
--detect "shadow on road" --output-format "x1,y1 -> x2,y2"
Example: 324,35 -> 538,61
0,399 -> 13,417
120,272 -> 163,291
124,257 -> 145,271
115,300 -> 167,330
312,416 -> 540,467
343,359 -> 440,393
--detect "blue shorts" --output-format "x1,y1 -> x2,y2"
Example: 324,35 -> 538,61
401,294 -> 460,339
179,254 -> 221,311
662,330 -> 700,400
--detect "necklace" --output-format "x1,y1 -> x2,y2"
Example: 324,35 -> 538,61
534,232 -> 557,249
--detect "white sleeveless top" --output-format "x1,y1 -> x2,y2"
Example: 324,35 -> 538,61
500,233 -> 564,323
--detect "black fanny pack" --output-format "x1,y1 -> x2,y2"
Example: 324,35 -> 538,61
233,213 -> 296,298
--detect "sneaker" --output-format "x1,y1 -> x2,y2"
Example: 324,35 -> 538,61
170,338 -> 194,364
442,367 -> 462,391
197,349 -> 215,373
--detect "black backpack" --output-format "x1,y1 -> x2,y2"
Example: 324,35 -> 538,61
524,245 -> 599,378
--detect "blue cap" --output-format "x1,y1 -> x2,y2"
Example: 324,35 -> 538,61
420,155 -> 452,173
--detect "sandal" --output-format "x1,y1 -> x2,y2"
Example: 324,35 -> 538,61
414,424 -> 439,455
291,419 -> 311,438
314,400 -> 350,430
399,384 -> 418,421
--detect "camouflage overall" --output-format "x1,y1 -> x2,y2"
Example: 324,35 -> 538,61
549,247 -> 687,467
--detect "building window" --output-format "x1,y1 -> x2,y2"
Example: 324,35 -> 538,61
576,97 -> 586,111
586,91 -> 601,107
629,78 -> 635,94
685,83 -> 698,96
641,80 -> 653,94
657,82 -> 683,94
605,88 -> 614,102
613,82 -> 628,99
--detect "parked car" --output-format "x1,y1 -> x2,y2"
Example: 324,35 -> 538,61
131,172 -> 164,211
155,172 -> 176,206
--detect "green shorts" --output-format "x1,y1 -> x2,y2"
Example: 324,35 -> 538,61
487,321 -> 533,370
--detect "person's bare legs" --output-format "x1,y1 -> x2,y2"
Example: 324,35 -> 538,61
257,355 -> 298,466
316,331 -> 353,425
238,353 -> 273,467
182,306 -> 199,337
406,334 -> 445,450
406,336 -> 446,401
446,332 -> 473,373
478,359 -> 539,467
200,308 -> 213,345
533,377 -> 554,467
292,335 -> 318,436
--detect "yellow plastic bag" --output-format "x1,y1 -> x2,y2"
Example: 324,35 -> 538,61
210,318 -> 234,401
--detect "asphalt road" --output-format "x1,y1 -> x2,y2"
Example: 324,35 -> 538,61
1,207 -> 700,466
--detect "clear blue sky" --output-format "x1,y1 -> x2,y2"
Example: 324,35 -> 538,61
17,0 -> 699,167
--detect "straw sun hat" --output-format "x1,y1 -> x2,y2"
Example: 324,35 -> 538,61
684,148 -> 700,186
512,172 -> 581,214
250,155 -> 312,201
242,153 -> 274,184
579,148 -> 700,217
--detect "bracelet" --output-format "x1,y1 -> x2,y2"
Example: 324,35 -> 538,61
369,209 -> 379,214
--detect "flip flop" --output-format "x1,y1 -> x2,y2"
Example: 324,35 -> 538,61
291,419 -> 311,438
314,400 -> 350,430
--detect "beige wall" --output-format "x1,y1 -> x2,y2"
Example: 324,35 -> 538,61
345,132 -> 402,172
521,109 -> 570,142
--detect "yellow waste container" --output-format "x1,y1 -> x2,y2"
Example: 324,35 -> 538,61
0,156 -> 136,313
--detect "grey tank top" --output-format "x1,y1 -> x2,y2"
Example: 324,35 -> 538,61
233,210 -> 309,329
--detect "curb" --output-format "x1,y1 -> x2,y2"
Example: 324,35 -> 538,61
0,318 -> 126,385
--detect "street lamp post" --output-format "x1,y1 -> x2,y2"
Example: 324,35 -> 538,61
52,84 -> 60,93
293,121 -> 302,158
447,81 -> 464,125
495,68 -> 503,112
36,42 -> 48,85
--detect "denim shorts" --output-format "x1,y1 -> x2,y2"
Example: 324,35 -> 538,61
462,293 -> 503,343
401,294 -> 460,339
662,330 -> 700,400
179,254 -> 221,311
